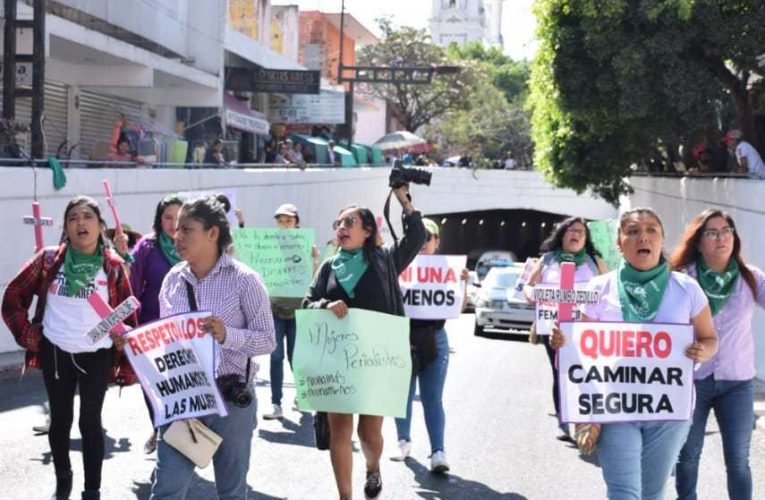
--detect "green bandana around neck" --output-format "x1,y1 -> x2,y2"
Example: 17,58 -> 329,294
617,258 -> 670,322
555,248 -> 587,267
159,231 -> 182,266
696,258 -> 739,316
64,243 -> 104,297
331,248 -> 368,299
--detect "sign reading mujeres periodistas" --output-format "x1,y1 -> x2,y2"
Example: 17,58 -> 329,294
558,321 -> 694,424
122,311 -> 227,427
399,255 -> 467,320
232,228 -> 315,298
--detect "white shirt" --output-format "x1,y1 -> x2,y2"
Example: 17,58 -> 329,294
735,141 -> 765,178
43,268 -> 114,353
583,271 -> 708,324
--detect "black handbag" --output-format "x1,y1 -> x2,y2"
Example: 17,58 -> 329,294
410,324 -> 438,374
313,412 -> 331,450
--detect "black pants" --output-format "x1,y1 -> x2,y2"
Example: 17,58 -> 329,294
541,334 -> 560,418
40,336 -> 112,491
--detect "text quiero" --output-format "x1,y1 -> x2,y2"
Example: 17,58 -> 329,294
579,328 -> 672,360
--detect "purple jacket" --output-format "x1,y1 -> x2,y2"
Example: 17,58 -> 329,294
130,235 -> 174,324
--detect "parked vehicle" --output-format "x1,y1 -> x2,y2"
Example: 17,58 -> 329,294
474,250 -> 516,280
464,270 -> 480,313
474,265 -> 534,336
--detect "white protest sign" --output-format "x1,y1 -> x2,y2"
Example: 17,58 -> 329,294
558,321 -> 694,424
84,296 -> 140,344
399,255 -> 467,320
509,257 -> 538,301
534,283 -> 598,334
122,311 -> 226,427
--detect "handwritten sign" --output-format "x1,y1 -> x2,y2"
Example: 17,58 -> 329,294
588,220 -> 620,271
399,255 -> 467,320
24,201 -> 53,252
232,228 -> 315,298
558,321 -> 694,424
535,262 -> 583,334
122,311 -> 226,427
84,296 -> 140,343
293,309 -> 411,417
509,257 -> 538,301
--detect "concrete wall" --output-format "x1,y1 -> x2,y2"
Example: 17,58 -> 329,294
0,167 -> 615,353
625,176 -> 765,380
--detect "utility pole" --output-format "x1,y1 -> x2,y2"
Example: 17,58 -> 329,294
3,0 -> 46,158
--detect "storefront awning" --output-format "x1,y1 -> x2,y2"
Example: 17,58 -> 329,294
223,93 -> 270,135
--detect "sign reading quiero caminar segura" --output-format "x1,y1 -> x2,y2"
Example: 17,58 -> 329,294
122,311 -> 227,427
558,321 -> 694,424
292,309 -> 411,418
399,255 -> 467,320
232,228 -> 316,298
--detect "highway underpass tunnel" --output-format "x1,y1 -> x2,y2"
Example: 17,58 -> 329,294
426,209 -> 567,269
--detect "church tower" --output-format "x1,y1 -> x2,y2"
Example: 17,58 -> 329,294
429,0 -> 503,47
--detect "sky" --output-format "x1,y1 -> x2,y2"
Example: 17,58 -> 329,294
271,0 -> 538,61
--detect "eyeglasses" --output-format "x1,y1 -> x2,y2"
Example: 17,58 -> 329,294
565,228 -> 585,236
702,227 -> 735,240
332,216 -> 357,231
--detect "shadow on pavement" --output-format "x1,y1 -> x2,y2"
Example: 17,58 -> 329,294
0,370 -> 48,413
405,457 -> 528,499
257,411 -> 314,448
131,473 -> 284,499
33,428 -> 132,466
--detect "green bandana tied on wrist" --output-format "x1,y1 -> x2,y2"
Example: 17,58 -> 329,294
64,243 -> 104,297
159,232 -> 182,266
617,258 -> 670,322
696,259 -> 739,316
555,248 -> 587,267
331,249 -> 368,299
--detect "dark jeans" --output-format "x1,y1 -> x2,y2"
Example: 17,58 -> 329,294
40,336 -> 112,490
676,375 -> 754,500
541,335 -> 561,420
270,316 -> 296,406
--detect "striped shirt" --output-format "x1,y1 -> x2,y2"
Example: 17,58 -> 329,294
159,253 -> 275,379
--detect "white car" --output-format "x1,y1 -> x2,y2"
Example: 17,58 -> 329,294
474,266 -> 535,336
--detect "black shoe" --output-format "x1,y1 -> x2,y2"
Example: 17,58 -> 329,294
81,490 -> 100,500
50,470 -> 72,500
364,469 -> 382,499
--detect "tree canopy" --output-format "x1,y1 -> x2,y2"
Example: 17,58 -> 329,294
529,0 -> 765,203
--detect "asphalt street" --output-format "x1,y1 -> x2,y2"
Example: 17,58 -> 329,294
1,314 -> 764,499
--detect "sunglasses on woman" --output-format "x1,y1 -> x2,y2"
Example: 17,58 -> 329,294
332,216 -> 357,231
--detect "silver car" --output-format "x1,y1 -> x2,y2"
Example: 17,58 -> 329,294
474,266 -> 535,336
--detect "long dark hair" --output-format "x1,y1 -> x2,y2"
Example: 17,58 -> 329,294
670,208 -> 756,295
180,196 -> 232,256
61,195 -> 107,246
152,194 -> 185,237
539,217 -> 601,260
339,204 -> 379,262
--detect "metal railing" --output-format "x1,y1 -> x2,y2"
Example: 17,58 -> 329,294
0,158 -> 371,169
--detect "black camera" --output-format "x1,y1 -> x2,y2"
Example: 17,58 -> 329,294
216,374 -> 253,408
389,164 -> 432,188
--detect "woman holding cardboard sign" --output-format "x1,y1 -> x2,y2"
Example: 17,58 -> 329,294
524,216 -> 607,442
671,209 -> 765,500
302,185 -> 425,500
551,208 -> 718,500
2,195 -> 136,500
147,196 -> 275,500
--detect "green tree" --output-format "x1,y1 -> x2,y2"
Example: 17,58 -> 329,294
356,21 -> 473,132
529,0 -> 765,203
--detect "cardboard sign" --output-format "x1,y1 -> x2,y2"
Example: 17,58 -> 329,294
399,255 -> 467,320
558,321 -> 694,424
232,228 -> 316,298
122,311 -> 226,427
84,296 -> 140,343
293,309 -> 411,418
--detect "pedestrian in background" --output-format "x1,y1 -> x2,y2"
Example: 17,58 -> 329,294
302,186 -> 425,500
2,195 -> 137,500
671,209 -> 765,500
551,208 -> 718,500
724,129 -> 765,179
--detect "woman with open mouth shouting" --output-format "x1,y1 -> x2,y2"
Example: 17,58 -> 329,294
671,209 -> 765,500
302,185 -> 426,500
3,195 -> 137,500
551,207 -> 718,500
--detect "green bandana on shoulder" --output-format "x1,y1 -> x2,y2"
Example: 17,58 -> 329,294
331,249 -> 368,299
159,232 -> 182,266
617,259 -> 670,322
64,243 -> 104,297
696,259 -> 739,316
555,248 -> 587,267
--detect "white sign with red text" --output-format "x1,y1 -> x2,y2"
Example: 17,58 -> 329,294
558,321 -> 694,424
399,255 -> 467,320
122,311 -> 227,427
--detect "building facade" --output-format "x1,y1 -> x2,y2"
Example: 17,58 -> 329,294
429,0 -> 503,47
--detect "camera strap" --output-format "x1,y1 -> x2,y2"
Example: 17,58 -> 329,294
184,279 -> 251,380
383,189 -> 399,252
